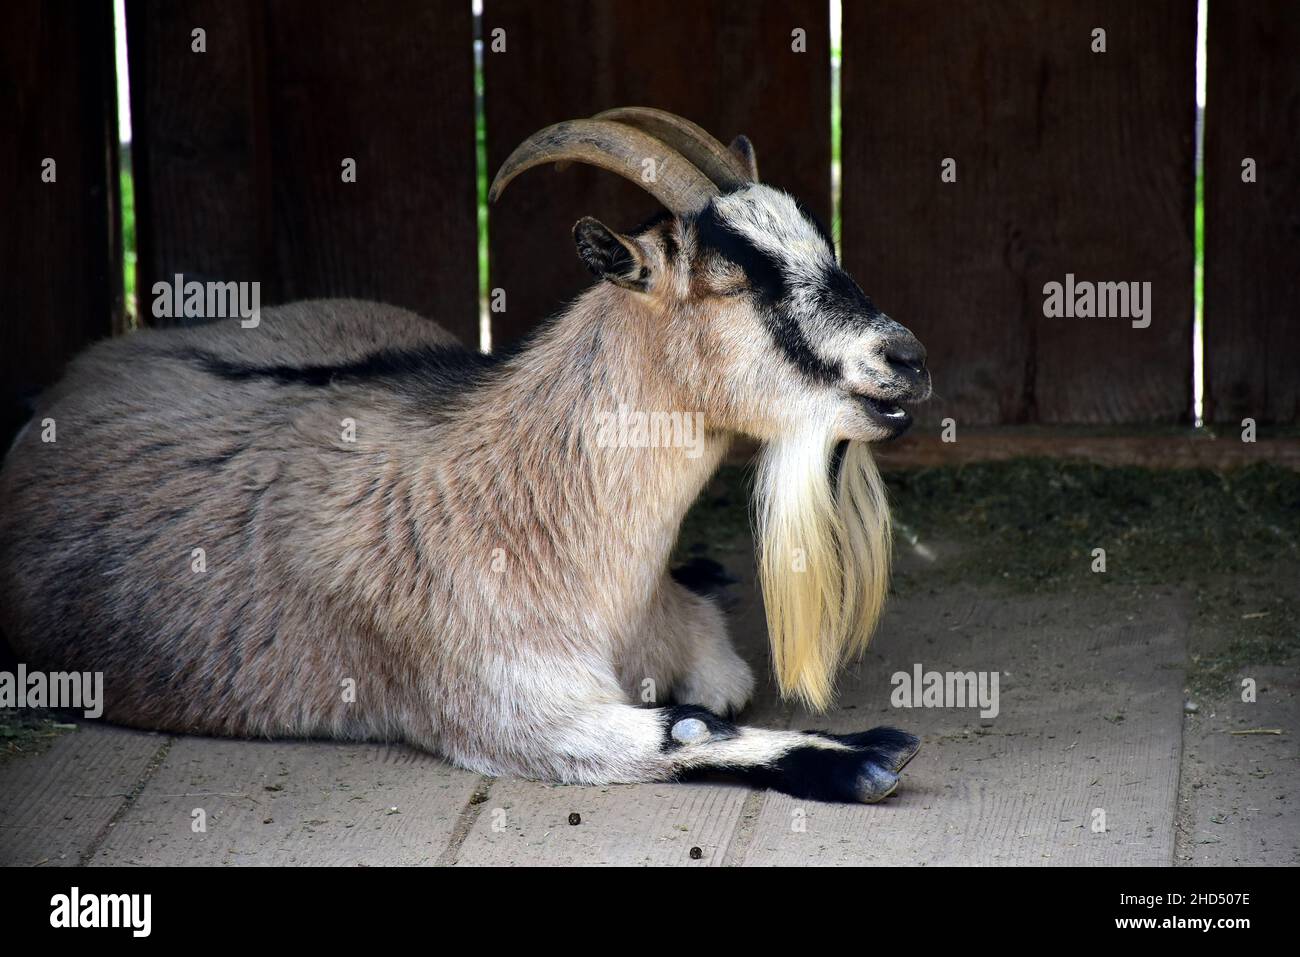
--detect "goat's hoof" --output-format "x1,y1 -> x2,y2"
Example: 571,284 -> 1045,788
843,728 -> 919,803
774,727 -> 921,804
832,726 -> 922,775
847,727 -> 919,803
854,762 -> 901,804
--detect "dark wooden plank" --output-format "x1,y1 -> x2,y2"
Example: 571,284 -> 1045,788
484,0 -> 830,345
0,0 -> 121,417
264,0 -> 478,341
126,0 -> 268,315
128,0 -> 479,343
843,1 -> 1195,425
1204,0 -> 1300,425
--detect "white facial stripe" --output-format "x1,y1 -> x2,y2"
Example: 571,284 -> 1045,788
709,185 -> 846,363
706,184 -> 905,407
711,185 -> 834,287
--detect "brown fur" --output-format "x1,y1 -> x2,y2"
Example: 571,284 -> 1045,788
1,292 -> 742,771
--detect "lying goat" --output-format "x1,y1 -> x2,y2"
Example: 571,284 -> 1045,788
0,109 -> 931,803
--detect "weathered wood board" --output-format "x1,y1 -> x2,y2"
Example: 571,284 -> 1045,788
0,0 -> 121,422
1204,0 -> 1300,425
842,1 -> 1195,426
1176,664 -> 1299,865
0,725 -> 165,866
126,0 -> 479,342
738,584 -> 1190,865
91,737 -> 481,866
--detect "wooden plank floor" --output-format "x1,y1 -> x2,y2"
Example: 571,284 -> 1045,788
454,779 -> 749,867
10,527 -> 1298,868
737,585 -> 1189,866
0,583 -> 1201,867
89,738 -> 482,866
0,725 -> 166,867
1176,663 -> 1300,865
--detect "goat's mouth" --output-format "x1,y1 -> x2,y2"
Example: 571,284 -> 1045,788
854,394 -> 913,435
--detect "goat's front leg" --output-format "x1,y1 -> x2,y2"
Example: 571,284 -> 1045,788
442,686 -> 920,804
620,577 -> 754,716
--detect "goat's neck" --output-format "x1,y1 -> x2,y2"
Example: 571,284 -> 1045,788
452,285 -> 729,614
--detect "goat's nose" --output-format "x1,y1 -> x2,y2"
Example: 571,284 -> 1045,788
883,334 -> 927,376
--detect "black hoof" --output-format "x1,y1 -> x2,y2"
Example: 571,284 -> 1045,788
828,726 -> 922,774
755,728 -> 921,804
664,711 -> 920,805
852,760 -> 901,803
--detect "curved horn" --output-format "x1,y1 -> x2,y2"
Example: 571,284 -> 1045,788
488,118 -> 718,216
593,107 -> 753,188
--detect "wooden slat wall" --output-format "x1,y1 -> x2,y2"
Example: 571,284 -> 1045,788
0,0 -> 121,430
125,1 -> 266,317
842,0 -> 1195,426
1204,0 -> 1300,426
483,0 -> 830,346
13,3 -> 1291,431
126,0 -> 479,343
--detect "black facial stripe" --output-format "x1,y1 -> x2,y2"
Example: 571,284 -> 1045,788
694,205 -> 787,302
694,204 -> 841,386
767,305 -> 843,385
811,267 -> 886,329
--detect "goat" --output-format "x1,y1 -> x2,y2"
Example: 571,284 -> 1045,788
0,108 -> 932,803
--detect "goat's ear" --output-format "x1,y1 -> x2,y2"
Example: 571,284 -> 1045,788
729,135 -> 759,181
573,217 -> 650,291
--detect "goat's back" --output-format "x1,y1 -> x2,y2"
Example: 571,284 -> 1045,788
0,299 -> 472,738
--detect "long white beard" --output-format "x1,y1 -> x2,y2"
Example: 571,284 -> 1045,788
755,430 -> 892,711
